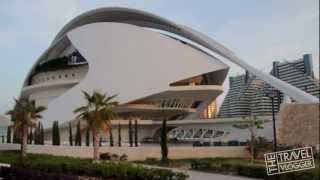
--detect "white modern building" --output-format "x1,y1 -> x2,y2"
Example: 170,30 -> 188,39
19,8 -> 318,145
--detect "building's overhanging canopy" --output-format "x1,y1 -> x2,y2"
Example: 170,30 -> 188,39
48,7 -> 316,103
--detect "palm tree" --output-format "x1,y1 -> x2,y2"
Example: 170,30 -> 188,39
74,90 -> 118,161
6,98 -> 46,158
242,116 -> 264,163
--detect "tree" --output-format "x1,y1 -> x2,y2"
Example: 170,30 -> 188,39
246,136 -> 272,160
40,122 -> 44,145
74,90 -> 118,161
86,129 -> 90,146
12,129 -> 20,144
6,126 -> 11,143
52,121 -> 60,145
134,120 -> 138,147
69,122 -> 73,146
75,121 -> 82,146
27,128 -> 30,144
28,127 -> 33,144
30,127 -> 34,144
6,98 -> 46,158
34,122 -> 38,144
128,120 -> 133,147
109,129 -> 114,147
34,122 -> 44,145
99,137 -> 102,147
118,123 -> 121,147
160,119 -> 168,163
242,116 -> 264,163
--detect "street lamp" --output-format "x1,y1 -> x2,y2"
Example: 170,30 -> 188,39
266,89 -> 278,152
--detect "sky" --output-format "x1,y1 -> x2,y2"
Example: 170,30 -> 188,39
0,0 -> 319,115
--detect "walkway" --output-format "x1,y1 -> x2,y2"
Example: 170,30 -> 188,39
142,164 -> 261,180
187,170 -> 260,180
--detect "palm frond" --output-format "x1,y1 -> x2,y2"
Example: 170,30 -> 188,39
73,106 -> 89,114
6,97 -> 46,131
35,106 -> 46,113
82,90 -> 93,104
104,94 -> 117,103
74,91 -> 118,133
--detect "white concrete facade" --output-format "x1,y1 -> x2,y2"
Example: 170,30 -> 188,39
18,8 -> 318,144
22,18 -> 229,128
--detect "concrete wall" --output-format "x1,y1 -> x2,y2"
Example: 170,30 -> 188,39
0,144 -> 249,161
278,103 -> 319,147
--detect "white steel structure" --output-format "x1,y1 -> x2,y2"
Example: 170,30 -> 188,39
20,8 -> 318,142
21,8 -> 231,129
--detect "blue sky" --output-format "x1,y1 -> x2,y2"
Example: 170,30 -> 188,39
0,0 -> 319,114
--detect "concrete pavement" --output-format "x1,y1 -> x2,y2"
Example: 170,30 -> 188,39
141,164 -> 261,180
186,169 -> 261,180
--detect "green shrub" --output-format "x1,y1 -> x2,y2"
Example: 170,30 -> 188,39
100,152 -> 111,160
236,164 -> 266,178
0,151 -> 188,180
189,157 -> 319,180
110,153 -> 119,161
120,154 -> 128,161
190,159 -> 212,170
145,157 -> 159,164
220,163 -> 233,171
100,153 -> 127,162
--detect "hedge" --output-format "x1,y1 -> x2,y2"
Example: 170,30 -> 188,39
0,151 -> 187,180
191,158 -> 319,180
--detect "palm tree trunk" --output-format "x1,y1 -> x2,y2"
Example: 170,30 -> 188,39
93,129 -> 99,161
21,125 -> 28,158
250,134 -> 254,164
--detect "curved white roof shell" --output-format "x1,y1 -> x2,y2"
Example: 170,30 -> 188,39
22,14 -> 230,127
26,7 -> 318,103
21,7 -> 318,127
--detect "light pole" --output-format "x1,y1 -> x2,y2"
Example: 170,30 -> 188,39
266,89 -> 278,152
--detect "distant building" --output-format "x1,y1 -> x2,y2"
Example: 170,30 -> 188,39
219,54 -> 319,118
218,71 -> 280,117
271,54 -> 319,98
